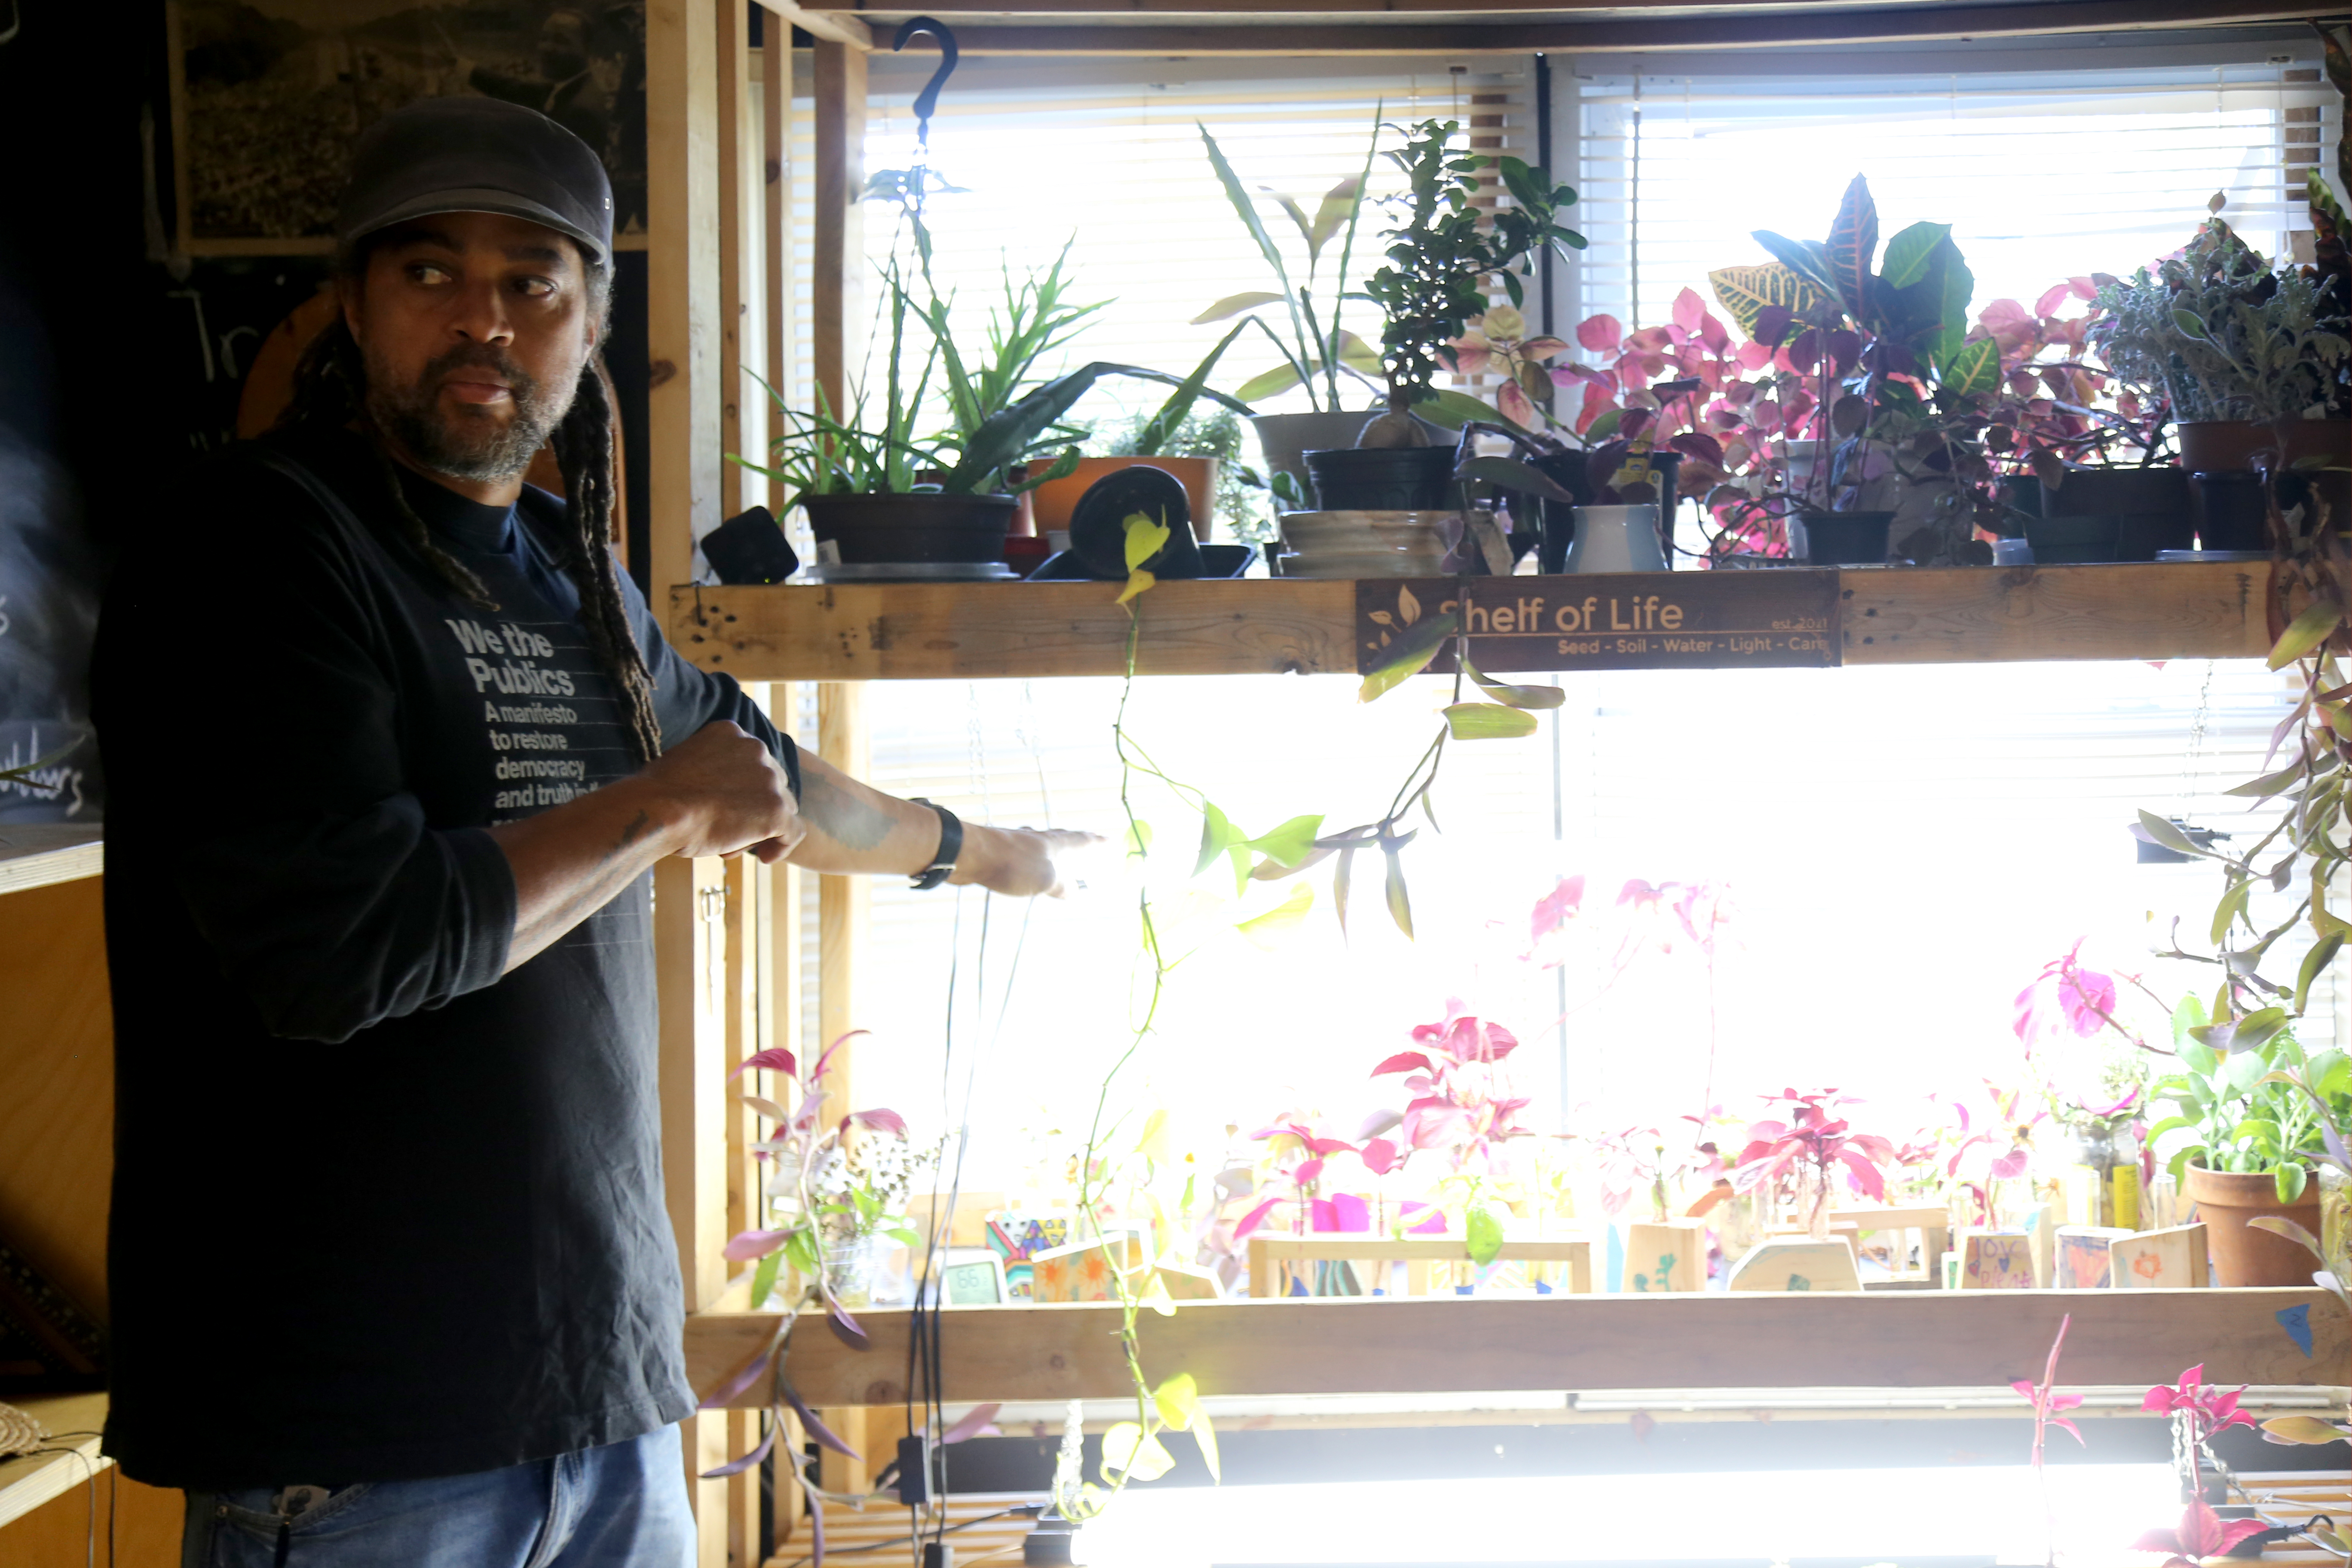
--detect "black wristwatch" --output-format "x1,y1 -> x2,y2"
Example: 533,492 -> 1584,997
910,799 -> 962,891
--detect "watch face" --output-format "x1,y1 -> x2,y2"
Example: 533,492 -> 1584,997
943,1260 -> 1002,1305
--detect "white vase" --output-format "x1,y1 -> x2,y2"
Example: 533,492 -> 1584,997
1565,505 -> 1666,573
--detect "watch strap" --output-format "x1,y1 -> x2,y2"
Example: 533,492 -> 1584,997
910,799 -> 962,891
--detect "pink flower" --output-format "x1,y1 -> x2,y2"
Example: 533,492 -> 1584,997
2143,1366 -> 2258,1443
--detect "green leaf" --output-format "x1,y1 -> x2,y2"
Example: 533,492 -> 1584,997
1940,335 -> 2001,397
1126,819 -> 1154,859
1359,608 -> 1461,704
2171,307 -> 2211,342
749,1250 -> 781,1311
1414,387 -> 1534,436
1332,845 -> 1356,940
884,1226 -> 924,1248
2250,1214 -> 2325,1256
1750,229 -> 1838,294
2297,930 -> 2345,1013
1152,1372 -> 1200,1431
1192,291 -> 1286,325
1194,802 -> 1240,877
1190,1408 -> 1222,1483
1461,652 -> 1566,710
1125,511 -> 1173,572
2226,758 -> 2312,799
1708,263 -> 1828,340
785,1227 -> 820,1280
2144,1114 -> 2201,1143
2137,810 -> 2208,858
2224,1048 -> 2270,1097
1198,124 -> 1295,311
1444,701 -> 1540,740
1383,844 -> 1414,940
2276,1163 -> 2309,1203
1099,1421 -> 1176,1482
1456,455 -> 1575,502
2270,598 -> 2345,670
2213,878 -> 2254,947
1306,174 -> 1364,261
2257,1414 -> 2350,1445
1243,814 -> 1326,868
1880,220 -> 1954,289
1232,361 -> 1307,402
1236,883 -> 1315,948
1464,1204 -> 1505,1266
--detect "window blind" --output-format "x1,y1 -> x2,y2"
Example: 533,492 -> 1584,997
786,55 -> 1540,449
1567,39 -> 2337,336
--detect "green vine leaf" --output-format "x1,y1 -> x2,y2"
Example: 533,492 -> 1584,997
1236,884 -> 1315,949
1100,1422 -> 1176,1482
2270,597 -> 2345,670
1444,702 -> 1540,740
1383,842 -> 1415,940
1461,652 -> 1567,710
1464,1204 -> 1505,1266
1243,814 -> 1326,868
1359,608 -> 1461,703
1194,802 -> 1242,877
749,1250 -> 781,1311
2296,930 -> 2345,1014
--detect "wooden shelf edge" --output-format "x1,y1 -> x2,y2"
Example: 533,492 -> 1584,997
669,561 -> 2279,682
0,827 -> 102,898
684,1287 -> 2347,1409
0,1390 -> 109,1532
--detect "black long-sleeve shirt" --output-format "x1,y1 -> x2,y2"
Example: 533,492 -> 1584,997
91,427 -> 797,1487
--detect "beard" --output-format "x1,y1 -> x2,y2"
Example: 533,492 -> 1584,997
363,341 -> 570,484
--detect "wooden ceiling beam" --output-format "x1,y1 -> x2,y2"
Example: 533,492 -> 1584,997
841,0 -> 2322,55
752,0 -> 874,52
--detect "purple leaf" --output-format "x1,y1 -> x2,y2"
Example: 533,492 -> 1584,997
729,1047 -> 799,1083
725,1228 -> 793,1262
1309,1199 -> 1339,1232
783,1378 -> 865,1459
701,1418 -> 778,1478
939,1403 -> 1002,1445
699,1344 -> 775,1409
1371,1051 -> 1435,1078
850,1108 -> 908,1136
826,1296 -> 870,1350
1329,1193 -> 1372,1232
810,1029 -> 868,1086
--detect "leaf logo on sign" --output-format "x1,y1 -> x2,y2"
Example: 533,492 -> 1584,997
1364,583 -> 1424,651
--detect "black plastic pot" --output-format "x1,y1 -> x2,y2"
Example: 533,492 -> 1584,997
2192,471 -> 2269,552
2115,510 -> 2194,560
2040,465 -> 2189,520
1789,510 -> 1893,566
802,492 -> 1017,565
2024,513 -> 2124,564
1304,445 -> 1456,511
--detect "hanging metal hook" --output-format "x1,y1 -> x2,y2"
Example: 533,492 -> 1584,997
891,15 -> 959,150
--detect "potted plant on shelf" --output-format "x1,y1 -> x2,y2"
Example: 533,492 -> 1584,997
741,191 -> 1252,571
1706,175 -> 1992,565
1305,117 -> 1585,514
1191,116 -> 1391,504
2145,997 -> 2346,1285
2092,208 -> 2349,513
1028,405 -> 1262,547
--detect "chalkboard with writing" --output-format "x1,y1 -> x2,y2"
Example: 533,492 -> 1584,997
1354,572 -> 1843,675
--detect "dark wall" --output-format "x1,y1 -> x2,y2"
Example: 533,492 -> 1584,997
0,3 -> 656,827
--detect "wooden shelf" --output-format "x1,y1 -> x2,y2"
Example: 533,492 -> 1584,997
684,1286 -> 2344,1409
668,560 -> 2278,683
0,827 -> 101,898
0,1391 -> 107,1531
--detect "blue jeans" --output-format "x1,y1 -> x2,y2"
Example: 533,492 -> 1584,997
179,1426 -> 696,1568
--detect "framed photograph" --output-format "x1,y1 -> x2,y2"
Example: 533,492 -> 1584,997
168,0 -> 648,256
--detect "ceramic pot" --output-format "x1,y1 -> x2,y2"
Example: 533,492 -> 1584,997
2177,418 -> 2352,476
1565,505 -> 1666,574
1305,445 -> 1456,511
1027,456 -> 1216,542
1788,510 -> 1893,566
2183,1164 -> 2323,1286
802,492 -> 1017,565
1277,509 -> 1450,579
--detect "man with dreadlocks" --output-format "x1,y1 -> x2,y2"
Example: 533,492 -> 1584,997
90,98 -> 1082,1566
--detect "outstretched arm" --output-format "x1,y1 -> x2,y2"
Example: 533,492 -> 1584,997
789,748 -> 1086,895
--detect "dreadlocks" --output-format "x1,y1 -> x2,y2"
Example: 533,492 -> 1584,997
279,267 -> 665,767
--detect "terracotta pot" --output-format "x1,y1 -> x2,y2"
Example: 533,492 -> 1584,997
2183,1163 -> 2322,1286
2176,419 -> 2351,475
1026,456 -> 1215,542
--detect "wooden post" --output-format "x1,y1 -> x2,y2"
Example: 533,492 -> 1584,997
762,17 -> 793,516
811,39 -> 866,418
646,0 -> 727,1559
718,0 -> 760,525
815,680 -> 870,1495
